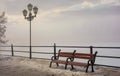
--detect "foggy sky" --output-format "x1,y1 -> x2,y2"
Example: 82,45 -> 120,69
0,0 -> 120,46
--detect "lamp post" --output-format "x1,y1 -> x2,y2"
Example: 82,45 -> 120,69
22,3 -> 38,59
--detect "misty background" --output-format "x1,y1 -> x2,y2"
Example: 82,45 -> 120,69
0,0 -> 120,46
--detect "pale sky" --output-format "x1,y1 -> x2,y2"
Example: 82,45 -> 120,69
0,0 -> 120,46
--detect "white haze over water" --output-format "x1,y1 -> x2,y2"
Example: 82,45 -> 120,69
0,0 -> 120,67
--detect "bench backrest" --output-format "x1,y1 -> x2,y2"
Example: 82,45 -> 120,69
74,53 -> 94,60
57,50 -> 97,64
74,51 -> 98,61
58,49 -> 76,58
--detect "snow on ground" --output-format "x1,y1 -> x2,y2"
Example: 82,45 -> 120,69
0,54 -> 120,76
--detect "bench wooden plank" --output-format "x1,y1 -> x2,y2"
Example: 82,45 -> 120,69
67,61 -> 87,66
52,60 -> 67,64
74,53 -> 94,59
59,53 -> 74,58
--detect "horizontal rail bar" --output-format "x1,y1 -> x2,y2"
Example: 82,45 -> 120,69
0,50 -> 29,53
1,45 -> 50,47
31,46 -> 54,47
11,50 -> 54,54
0,54 -> 11,56
11,50 -> 57,54
93,46 -> 120,49
32,52 -> 54,54
0,50 -> 11,51
56,46 -> 90,48
0,46 -> 11,47
14,51 -> 29,53
57,46 -> 120,48
97,55 -> 120,59
95,64 -> 120,68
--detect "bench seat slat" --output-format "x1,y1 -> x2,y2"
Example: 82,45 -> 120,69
52,60 -> 67,64
67,61 -> 87,67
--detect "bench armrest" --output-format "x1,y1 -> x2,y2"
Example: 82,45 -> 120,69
66,57 -> 74,62
87,60 -> 91,65
87,59 -> 95,66
51,56 -> 59,60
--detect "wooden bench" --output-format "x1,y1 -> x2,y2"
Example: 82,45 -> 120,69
66,51 -> 98,72
49,49 -> 76,68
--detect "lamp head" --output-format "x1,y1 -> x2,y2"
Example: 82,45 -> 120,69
33,6 -> 38,16
27,3 -> 33,11
23,9 -> 27,18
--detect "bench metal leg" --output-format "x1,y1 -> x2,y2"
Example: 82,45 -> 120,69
86,65 -> 89,72
71,65 -> 74,70
65,64 -> 67,69
56,63 -> 59,67
49,61 -> 52,67
91,65 -> 94,72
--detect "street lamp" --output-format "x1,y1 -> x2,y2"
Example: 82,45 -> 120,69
22,3 -> 38,59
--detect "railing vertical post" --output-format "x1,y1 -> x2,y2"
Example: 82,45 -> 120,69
30,45 -> 32,59
54,43 -> 56,59
90,46 -> 93,54
11,44 -> 14,56
90,46 -> 94,72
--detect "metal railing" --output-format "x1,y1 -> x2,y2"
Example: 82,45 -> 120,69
0,43 -> 120,68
